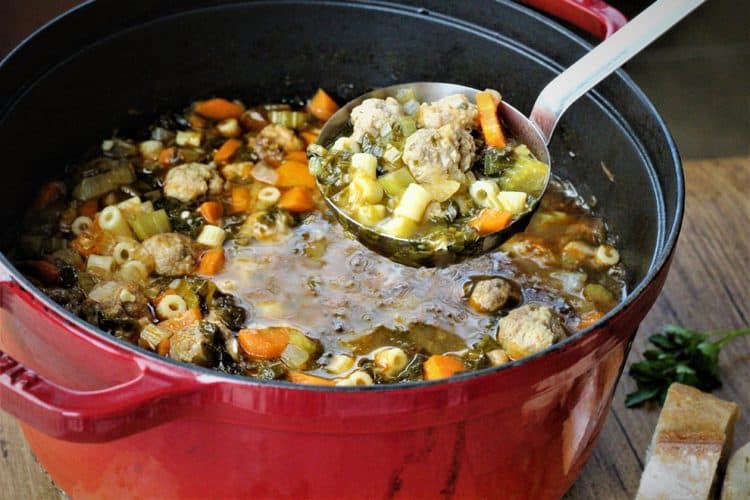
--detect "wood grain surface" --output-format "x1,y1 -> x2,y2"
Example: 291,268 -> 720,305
1,157 -> 748,499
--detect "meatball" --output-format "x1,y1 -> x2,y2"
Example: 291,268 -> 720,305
402,125 -> 476,201
255,124 -> 304,153
169,321 -> 215,366
163,163 -> 223,202
87,281 -> 149,319
350,97 -> 404,142
142,233 -> 196,276
496,304 -> 567,360
468,278 -> 520,313
416,94 -> 478,130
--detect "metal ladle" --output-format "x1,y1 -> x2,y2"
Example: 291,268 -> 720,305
313,0 -> 704,267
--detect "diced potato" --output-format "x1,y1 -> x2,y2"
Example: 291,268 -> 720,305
351,153 -> 378,179
350,177 -> 384,205
196,225 -> 226,247
176,130 -> 202,147
353,204 -> 387,226
379,215 -> 418,239
394,183 -> 431,222
496,191 -> 528,215
331,136 -> 360,153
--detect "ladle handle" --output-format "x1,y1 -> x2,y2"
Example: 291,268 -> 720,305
529,0 -> 706,144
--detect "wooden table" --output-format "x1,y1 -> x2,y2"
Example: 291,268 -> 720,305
1,157 -> 748,499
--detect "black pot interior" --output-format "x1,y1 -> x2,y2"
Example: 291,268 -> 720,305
0,0 -> 680,293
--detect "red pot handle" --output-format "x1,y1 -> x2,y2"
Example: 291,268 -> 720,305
0,280 -> 206,442
519,0 -> 628,39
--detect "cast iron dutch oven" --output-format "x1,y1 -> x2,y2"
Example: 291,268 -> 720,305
0,1 -> 682,498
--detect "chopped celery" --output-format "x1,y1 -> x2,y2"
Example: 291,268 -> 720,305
395,88 -> 416,104
497,145 -> 550,197
483,146 -> 514,176
398,116 -> 417,138
174,279 -> 201,310
282,330 -> 320,369
288,330 -> 319,355
72,164 -> 135,200
377,168 -> 415,197
268,110 -> 309,130
128,209 -> 171,241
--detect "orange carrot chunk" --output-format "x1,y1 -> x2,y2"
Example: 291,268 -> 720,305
159,147 -> 178,168
231,186 -> 252,213
213,138 -> 243,164
159,308 -> 202,334
199,201 -> 224,224
468,209 -> 513,235
157,337 -> 171,356
423,355 -> 465,380
238,327 -> 291,360
476,91 -> 507,148
301,131 -> 319,145
278,186 -> 314,213
577,310 -> 604,331
78,198 -> 99,219
276,161 -> 316,188
194,98 -> 244,121
188,113 -> 208,129
196,248 -> 225,276
25,260 -> 60,284
288,372 -> 336,386
284,150 -> 308,162
307,89 -> 340,121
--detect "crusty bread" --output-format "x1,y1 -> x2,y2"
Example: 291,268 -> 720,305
636,383 -> 740,500
721,441 -> 750,499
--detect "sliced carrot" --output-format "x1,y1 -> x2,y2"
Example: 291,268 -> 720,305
278,186 -> 314,213
194,98 -> 243,121
307,88 -> 339,121
188,113 -> 208,129
276,160 -> 316,188
577,310 -> 604,331
238,327 -> 291,360
159,147 -> 178,168
25,260 -> 60,284
476,91 -> 506,148
157,337 -> 171,356
301,131 -> 319,145
468,209 -> 513,235
158,308 -> 202,334
288,372 -> 336,386
423,355 -> 465,381
70,223 -> 106,257
213,138 -> 243,164
230,186 -> 252,213
199,201 -> 224,224
196,248 -> 225,276
78,198 -> 99,219
34,182 -> 64,209
284,150 -> 308,162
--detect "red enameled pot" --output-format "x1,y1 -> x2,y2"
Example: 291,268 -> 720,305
0,1 -> 682,498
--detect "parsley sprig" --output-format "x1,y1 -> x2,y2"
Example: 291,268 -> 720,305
625,325 -> 750,408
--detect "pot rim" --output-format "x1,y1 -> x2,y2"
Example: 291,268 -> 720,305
0,0 -> 684,392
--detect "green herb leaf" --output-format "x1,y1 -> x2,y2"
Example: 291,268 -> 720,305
625,325 -> 749,408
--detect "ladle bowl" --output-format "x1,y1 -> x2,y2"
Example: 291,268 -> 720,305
312,0 -> 703,267
314,82 -> 550,267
